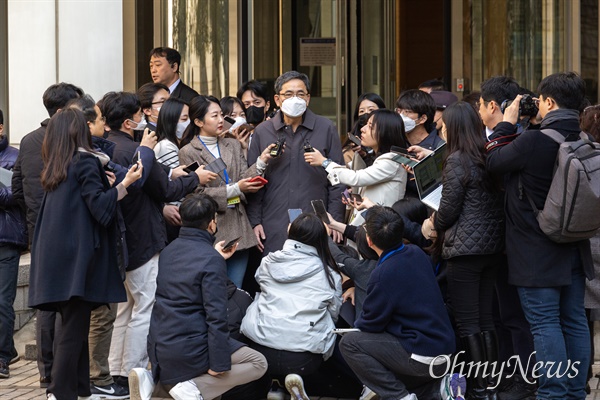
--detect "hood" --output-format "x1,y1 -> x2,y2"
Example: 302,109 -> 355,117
262,239 -> 324,283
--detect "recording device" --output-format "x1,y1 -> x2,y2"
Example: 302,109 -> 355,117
390,146 -> 416,158
223,116 -> 234,132
270,136 -> 286,158
248,176 -> 268,185
224,116 -> 236,125
104,161 -> 116,173
288,209 -> 303,223
303,140 -> 314,153
183,161 -> 200,173
500,94 -> 539,117
131,150 -> 141,165
347,132 -> 362,146
222,237 -> 241,252
204,158 -> 227,174
311,199 -> 331,224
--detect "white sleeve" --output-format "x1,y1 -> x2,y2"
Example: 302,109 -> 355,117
325,155 -> 400,187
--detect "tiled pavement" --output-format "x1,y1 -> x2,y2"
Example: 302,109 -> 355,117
0,360 -> 352,399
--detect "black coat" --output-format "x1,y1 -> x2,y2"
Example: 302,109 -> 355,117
28,153 -> 126,310
436,152 -> 505,259
12,119 -> 49,240
170,81 -> 199,103
148,227 -> 244,385
107,130 -> 199,270
487,119 -> 594,287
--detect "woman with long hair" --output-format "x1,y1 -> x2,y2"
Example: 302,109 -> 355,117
241,213 -> 342,399
305,109 -> 408,226
342,93 -> 386,165
154,97 -> 189,168
29,108 -> 143,400
179,95 -> 274,288
433,101 -> 505,400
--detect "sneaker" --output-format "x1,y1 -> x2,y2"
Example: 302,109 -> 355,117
284,374 -> 309,400
9,353 -> 20,365
440,373 -> 467,400
91,382 -> 130,399
359,385 -> 379,400
0,360 -> 8,379
169,380 -> 203,400
40,376 -> 52,388
78,396 -> 102,400
129,368 -> 154,400
267,379 -> 286,400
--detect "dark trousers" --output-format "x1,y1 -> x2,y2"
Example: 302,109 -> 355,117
37,310 -> 60,379
340,331 -> 445,399
446,254 -> 500,337
0,244 -> 21,363
250,341 -> 323,377
48,298 -> 94,400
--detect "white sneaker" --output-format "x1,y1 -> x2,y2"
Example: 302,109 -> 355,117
129,368 -> 155,400
284,374 -> 309,400
47,395 -> 57,400
169,380 -> 203,400
440,373 -> 466,400
78,396 -> 101,400
359,385 -> 379,400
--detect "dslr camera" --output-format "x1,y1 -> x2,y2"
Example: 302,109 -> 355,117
500,94 -> 539,117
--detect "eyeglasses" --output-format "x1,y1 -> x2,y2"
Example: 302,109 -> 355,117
278,91 -> 308,100
395,108 -> 415,116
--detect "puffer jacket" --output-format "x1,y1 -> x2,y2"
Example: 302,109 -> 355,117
435,151 -> 504,259
241,239 -> 342,359
0,136 -> 28,249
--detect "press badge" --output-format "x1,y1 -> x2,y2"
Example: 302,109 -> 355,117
227,196 -> 241,208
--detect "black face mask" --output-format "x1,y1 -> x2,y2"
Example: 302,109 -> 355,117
357,113 -> 370,128
246,106 -> 265,125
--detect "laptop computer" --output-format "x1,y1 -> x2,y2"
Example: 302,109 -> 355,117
413,145 -> 446,211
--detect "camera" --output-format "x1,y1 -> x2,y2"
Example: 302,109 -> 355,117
270,136 -> 286,158
501,94 -> 539,117
303,140 -> 314,153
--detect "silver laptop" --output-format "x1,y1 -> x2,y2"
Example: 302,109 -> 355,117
413,147 -> 445,211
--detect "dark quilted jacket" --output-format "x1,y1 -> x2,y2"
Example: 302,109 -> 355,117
435,152 -> 505,259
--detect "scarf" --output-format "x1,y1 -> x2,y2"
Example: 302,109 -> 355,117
540,109 -> 580,128
78,147 -> 110,166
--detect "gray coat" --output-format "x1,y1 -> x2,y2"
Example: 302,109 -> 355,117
179,137 -> 258,251
247,109 -> 345,254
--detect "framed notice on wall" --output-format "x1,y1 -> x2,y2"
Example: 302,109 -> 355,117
299,38 -> 336,66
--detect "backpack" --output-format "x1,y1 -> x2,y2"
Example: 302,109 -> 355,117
521,129 -> 600,243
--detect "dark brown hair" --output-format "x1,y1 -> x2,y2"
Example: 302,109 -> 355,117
580,105 -> 600,142
41,108 -> 94,191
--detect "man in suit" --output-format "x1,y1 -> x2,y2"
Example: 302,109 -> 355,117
149,47 -> 199,103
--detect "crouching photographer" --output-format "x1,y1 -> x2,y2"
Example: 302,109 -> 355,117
485,72 -> 594,400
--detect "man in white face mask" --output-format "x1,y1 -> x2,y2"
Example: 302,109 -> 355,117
246,71 -> 346,255
394,90 -> 443,151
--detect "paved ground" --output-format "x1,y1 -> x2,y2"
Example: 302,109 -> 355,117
3,359 -> 600,399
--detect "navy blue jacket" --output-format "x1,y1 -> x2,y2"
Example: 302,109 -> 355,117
148,227 -> 244,385
0,137 -> 27,249
355,243 -> 455,357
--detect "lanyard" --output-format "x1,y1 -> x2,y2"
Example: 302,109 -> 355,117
377,244 -> 405,267
198,137 -> 229,184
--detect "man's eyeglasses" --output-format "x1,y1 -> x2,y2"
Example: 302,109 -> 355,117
278,91 -> 308,100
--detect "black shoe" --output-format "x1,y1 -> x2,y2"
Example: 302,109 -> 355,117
0,360 -> 9,378
498,379 -> 537,400
40,376 -> 52,388
91,382 -> 130,399
114,375 -> 129,388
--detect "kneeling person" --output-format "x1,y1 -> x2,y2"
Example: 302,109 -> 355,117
129,193 -> 267,400
340,206 -> 464,400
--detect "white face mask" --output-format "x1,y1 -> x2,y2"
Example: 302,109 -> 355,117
229,116 -> 248,133
400,114 -> 417,133
176,120 -> 191,139
280,97 -> 307,118
129,119 -> 147,131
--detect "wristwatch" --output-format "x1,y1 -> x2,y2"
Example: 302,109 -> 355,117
321,158 -> 332,169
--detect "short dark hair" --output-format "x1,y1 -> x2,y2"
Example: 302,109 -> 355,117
220,96 -> 245,117
537,71 -> 586,111
370,109 -> 407,154
418,79 -> 446,91
395,90 -> 437,133
100,92 -> 141,131
180,193 -> 218,230
365,206 -> 405,252
43,83 -> 84,117
391,197 -> 429,225
461,91 -> 481,111
66,94 -> 97,124
353,92 -> 386,122
149,47 -> 181,73
479,76 -> 520,106
0,109 -> 3,125
137,82 -> 170,118
236,80 -> 269,103
274,71 -> 310,94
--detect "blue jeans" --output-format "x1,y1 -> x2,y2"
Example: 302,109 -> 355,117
226,249 -> 249,288
0,244 -> 21,362
517,266 -> 589,400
